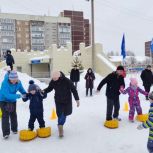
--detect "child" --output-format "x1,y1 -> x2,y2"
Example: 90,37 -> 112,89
137,91 -> 153,153
120,78 -> 148,122
84,68 -> 95,96
22,80 -> 47,131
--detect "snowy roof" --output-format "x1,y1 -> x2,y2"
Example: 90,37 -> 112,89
109,56 -> 150,62
30,55 -> 51,61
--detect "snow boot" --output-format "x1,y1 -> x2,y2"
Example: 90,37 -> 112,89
3,135 -> 9,139
58,125 -> 64,138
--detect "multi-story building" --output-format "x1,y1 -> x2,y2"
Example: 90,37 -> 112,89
60,10 -> 90,52
145,41 -> 152,57
16,20 -> 31,51
0,13 -> 71,57
30,21 -> 45,51
0,18 -> 16,56
57,22 -> 71,47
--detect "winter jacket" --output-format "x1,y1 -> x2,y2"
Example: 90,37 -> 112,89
70,68 -> 80,82
6,54 -> 15,66
0,73 -> 26,103
97,71 -> 125,99
141,69 -> 153,87
44,72 -> 79,116
142,103 -> 153,140
22,91 -> 47,114
121,85 -> 148,105
85,69 -> 95,89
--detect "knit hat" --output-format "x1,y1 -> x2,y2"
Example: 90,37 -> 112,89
130,78 -> 138,86
9,71 -> 18,80
116,65 -> 124,71
28,80 -> 40,92
148,91 -> 153,101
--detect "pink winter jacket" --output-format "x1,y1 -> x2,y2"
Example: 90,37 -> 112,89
120,86 -> 148,104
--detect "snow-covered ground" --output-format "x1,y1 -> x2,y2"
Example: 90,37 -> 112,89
0,70 -> 151,153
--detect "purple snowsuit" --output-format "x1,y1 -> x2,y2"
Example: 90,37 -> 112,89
121,85 -> 148,120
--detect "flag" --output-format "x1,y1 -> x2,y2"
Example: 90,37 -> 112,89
121,34 -> 126,59
150,38 -> 153,52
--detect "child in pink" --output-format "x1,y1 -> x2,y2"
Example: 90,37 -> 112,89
120,78 -> 148,122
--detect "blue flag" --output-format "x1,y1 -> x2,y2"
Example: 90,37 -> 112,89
150,38 -> 153,52
121,34 -> 126,59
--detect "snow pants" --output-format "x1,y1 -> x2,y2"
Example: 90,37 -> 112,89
106,97 -> 120,120
28,112 -> 45,130
147,140 -> 153,153
129,101 -> 142,120
0,102 -> 17,137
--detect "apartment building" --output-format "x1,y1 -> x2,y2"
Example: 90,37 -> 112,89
60,10 -> 90,52
0,18 -> 16,56
16,20 -> 31,51
145,41 -> 152,57
0,13 -> 71,57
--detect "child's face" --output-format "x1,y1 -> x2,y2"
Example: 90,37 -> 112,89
30,90 -> 36,95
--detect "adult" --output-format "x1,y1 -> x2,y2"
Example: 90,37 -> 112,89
43,71 -> 80,137
84,68 -> 95,96
70,65 -> 80,89
5,50 -> 15,70
97,65 -> 125,121
141,65 -> 153,100
0,71 -> 26,139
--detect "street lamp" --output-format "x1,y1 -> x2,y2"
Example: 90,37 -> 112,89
86,0 -> 95,71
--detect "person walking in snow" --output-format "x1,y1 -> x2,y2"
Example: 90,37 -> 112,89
0,70 -> 26,139
22,80 -> 47,131
141,65 -> 153,100
97,65 -> 125,121
5,50 -> 15,70
43,70 -> 80,137
137,91 -> 153,153
70,65 -> 80,89
120,78 -> 148,122
84,68 -> 95,96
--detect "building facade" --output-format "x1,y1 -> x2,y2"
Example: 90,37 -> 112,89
16,20 -> 31,52
0,13 -> 71,57
0,18 -> 16,56
60,10 -> 90,52
145,41 -> 152,57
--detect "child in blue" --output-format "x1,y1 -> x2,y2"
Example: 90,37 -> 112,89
137,91 -> 153,153
22,80 -> 47,131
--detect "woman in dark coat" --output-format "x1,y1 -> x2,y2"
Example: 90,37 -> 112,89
84,68 -> 95,96
43,71 -> 80,137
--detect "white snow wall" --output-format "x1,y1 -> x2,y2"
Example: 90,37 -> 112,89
79,43 -> 116,77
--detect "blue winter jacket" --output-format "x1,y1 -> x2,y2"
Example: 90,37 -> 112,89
0,73 -> 26,102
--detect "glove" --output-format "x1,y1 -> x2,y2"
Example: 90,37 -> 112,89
16,94 -> 21,99
76,100 -> 80,107
21,94 -> 27,99
137,124 -> 144,130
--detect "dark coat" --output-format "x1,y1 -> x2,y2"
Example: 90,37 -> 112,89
22,91 -> 47,114
141,69 -> 153,87
44,72 -> 79,117
6,54 -> 15,66
85,69 -> 95,89
97,71 -> 125,99
70,68 -> 80,82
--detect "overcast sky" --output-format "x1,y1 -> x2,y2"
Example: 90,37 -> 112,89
0,0 -> 153,55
